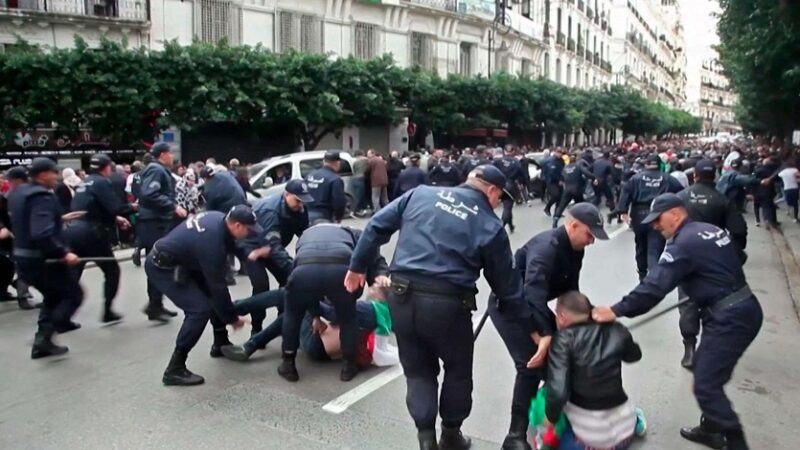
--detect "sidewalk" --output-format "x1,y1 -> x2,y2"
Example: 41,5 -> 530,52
769,221 -> 800,322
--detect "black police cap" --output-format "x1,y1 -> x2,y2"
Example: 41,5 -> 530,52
323,150 -> 341,162
226,204 -> 257,227
5,166 -> 28,180
28,157 -> 58,176
567,202 -> 609,240
90,154 -> 113,172
642,193 -> 686,224
150,142 -> 171,158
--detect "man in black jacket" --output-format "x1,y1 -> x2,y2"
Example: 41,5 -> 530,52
547,291 -> 643,450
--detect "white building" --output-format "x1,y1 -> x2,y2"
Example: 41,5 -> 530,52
699,55 -> 739,134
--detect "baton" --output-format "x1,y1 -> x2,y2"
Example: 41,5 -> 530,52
626,297 -> 693,331
45,255 -> 134,264
473,307 -> 491,341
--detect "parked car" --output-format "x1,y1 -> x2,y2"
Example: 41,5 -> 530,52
247,150 -> 356,213
525,151 -> 548,199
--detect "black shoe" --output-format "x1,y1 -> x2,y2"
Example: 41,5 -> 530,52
340,359 -> 359,382
131,248 -> 141,267
162,347 -> 205,386
501,414 -> 531,450
221,343 -> 256,362
681,339 -> 696,370
439,427 -> 471,450
55,321 -> 81,334
543,208 -> 552,217
17,297 -> 35,310
144,306 -> 172,323
508,224 -> 516,234
31,330 -> 69,359
210,343 -> 231,358
163,307 -> 178,317
278,354 -> 299,382
724,428 -> 750,450
418,429 -> 439,450
102,310 -> 123,323
680,416 -> 726,450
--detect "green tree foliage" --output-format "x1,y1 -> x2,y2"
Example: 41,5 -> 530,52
0,39 -> 697,148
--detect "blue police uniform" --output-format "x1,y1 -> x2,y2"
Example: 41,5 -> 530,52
543,154 -> 565,216
279,223 -> 388,383
614,167 -> 683,279
349,184 -> 531,444
201,170 -> 247,213
67,172 -> 135,321
145,211 -> 243,385
137,161 -> 178,315
553,158 -> 594,225
610,219 -> 762,447
494,155 -> 525,232
305,166 -> 346,224
592,156 -> 615,208
394,165 -> 429,198
462,156 -> 490,180
8,181 -> 83,357
428,160 -> 462,187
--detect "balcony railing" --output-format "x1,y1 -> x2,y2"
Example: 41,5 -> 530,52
403,0 -> 457,13
585,50 -> 591,62
601,60 -> 612,72
593,52 -> 600,65
586,6 -> 593,20
577,43 -> 585,57
567,37 -> 575,52
0,0 -> 148,20
557,31 -> 565,46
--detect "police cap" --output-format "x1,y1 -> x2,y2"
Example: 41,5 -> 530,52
150,142 -> 171,158
5,166 -> 28,181
226,204 -> 257,227
642,193 -> 686,224
409,153 -> 421,162
323,150 -> 341,162
567,202 -> 609,240
695,159 -> 717,176
285,179 -> 315,203
28,157 -> 58,176
469,164 -> 513,201
644,155 -> 660,168
90,154 -> 113,172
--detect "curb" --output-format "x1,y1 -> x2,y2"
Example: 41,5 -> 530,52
769,228 -> 800,323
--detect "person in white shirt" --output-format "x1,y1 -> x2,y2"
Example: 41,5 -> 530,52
778,164 -> 799,222
723,149 -> 741,174
670,162 -> 690,189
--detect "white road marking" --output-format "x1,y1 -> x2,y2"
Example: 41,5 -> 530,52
322,365 -> 404,414
608,224 -> 630,240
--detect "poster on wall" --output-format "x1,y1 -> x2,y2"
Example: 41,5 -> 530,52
458,0 -> 495,19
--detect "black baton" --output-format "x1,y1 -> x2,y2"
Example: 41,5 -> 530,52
627,297 -> 693,331
45,256 -> 134,264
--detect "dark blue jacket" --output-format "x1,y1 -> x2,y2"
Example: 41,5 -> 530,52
394,166 -> 429,197
305,166 -> 346,222
563,159 -> 595,191
543,155 -> 565,184
612,220 -> 750,317
615,169 -> 683,217
494,156 -> 526,186
7,182 -> 67,259
295,223 -> 388,284
72,173 -> 135,226
154,211 -> 239,324
428,160 -> 462,187
202,171 -> 247,213
245,193 -> 308,277
138,162 -> 176,221
349,184 -> 530,322
593,157 -> 613,186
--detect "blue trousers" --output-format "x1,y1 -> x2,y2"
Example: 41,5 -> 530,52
235,289 -> 285,349
137,220 -> 173,308
17,259 -> 83,329
693,296 -> 762,430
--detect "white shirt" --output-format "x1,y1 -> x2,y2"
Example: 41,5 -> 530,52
779,167 -> 799,191
670,170 -> 689,189
564,400 -> 636,449
723,151 -> 740,172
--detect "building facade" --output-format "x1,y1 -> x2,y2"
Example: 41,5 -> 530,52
698,55 -> 739,134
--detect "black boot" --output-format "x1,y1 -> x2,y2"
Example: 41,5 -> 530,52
221,342 -> 257,362
31,326 -> 69,359
680,416 -> 726,449
55,321 -> 81,333
501,414 -> 531,450
340,359 -> 359,382
144,304 -> 172,323
439,426 -> 471,450
17,296 -> 34,310
681,338 -> 696,370
162,347 -> 205,386
418,429 -> 439,450
278,352 -> 299,382
131,248 -> 141,267
724,428 -> 750,450
210,329 -> 232,358
102,309 -> 123,323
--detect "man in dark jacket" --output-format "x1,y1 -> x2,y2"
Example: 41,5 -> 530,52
394,153 -> 429,197
592,151 -> 615,209
386,151 -> 405,200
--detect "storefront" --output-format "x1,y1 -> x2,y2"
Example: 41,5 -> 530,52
0,130 -> 147,170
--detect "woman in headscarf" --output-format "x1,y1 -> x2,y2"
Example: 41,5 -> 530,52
55,167 -> 83,212
175,168 -> 201,214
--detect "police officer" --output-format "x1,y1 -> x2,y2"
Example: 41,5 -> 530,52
67,154 -> 137,323
552,152 -> 595,228
613,155 -> 683,280
305,150 -> 346,225
592,151 -> 615,209
200,164 -> 247,213
138,143 -> 186,321
145,206 -> 253,386
0,166 -> 35,309
593,193 -> 762,450
460,146 -> 491,180
278,222 -> 389,384
542,148 -> 566,217
490,202 -> 608,450
129,154 -> 152,267
394,153 -> 429,198
717,159 -> 755,213
676,159 -> 748,369
345,165 -> 533,450
494,147 -> 526,233
428,153 -> 462,188
8,158 -> 83,359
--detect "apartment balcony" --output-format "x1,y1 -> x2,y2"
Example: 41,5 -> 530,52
567,37 -> 575,52
557,31 -> 565,46
593,52 -> 600,65
0,0 -> 148,21
584,50 -> 591,63
586,6 -> 593,20
601,20 -> 607,31
577,43 -> 585,58
403,0 -> 458,13
578,0 -> 584,11
601,60 -> 612,73
607,26 -> 612,36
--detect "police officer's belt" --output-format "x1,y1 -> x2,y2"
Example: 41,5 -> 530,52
294,256 -> 351,266
150,246 -> 178,269
391,273 -> 477,311
13,248 -> 42,258
708,285 -> 753,314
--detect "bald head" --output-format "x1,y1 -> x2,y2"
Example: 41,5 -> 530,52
556,291 -> 593,328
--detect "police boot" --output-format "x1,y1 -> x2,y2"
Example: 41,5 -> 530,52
131,248 -> 141,267
144,305 -> 172,323
31,326 -> 69,359
439,426 -> 471,450
501,414 -> 531,450
102,308 -> 123,323
210,329 -> 232,358
340,359 -> 359,382
221,342 -> 257,362
724,428 -> 750,450
17,296 -> 35,310
680,415 -> 726,449
278,352 -> 299,382
55,321 -> 82,334
417,429 -> 439,450
162,347 -> 205,386
681,338 -> 696,370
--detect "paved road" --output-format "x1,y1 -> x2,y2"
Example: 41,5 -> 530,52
1,204 -> 799,449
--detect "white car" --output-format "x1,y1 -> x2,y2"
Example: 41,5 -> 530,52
247,150 -> 356,212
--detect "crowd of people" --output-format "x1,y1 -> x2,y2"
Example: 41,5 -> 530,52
0,135 -> 790,450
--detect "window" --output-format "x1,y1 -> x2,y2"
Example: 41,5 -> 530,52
566,63 -> 572,86
568,16 -> 572,39
543,52 -> 550,78
338,159 -> 352,176
280,11 -> 323,53
459,42 -> 473,76
556,58 -> 562,83
585,73 -> 589,87
557,8 -> 562,33
200,0 -> 232,44
299,159 -> 323,178
354,22 -> 378,60
521,59 -> 532,76
266,162 -> 292,186
576,68 -> 581,88
411,32 -> 436,70
522,0 -> 531,18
